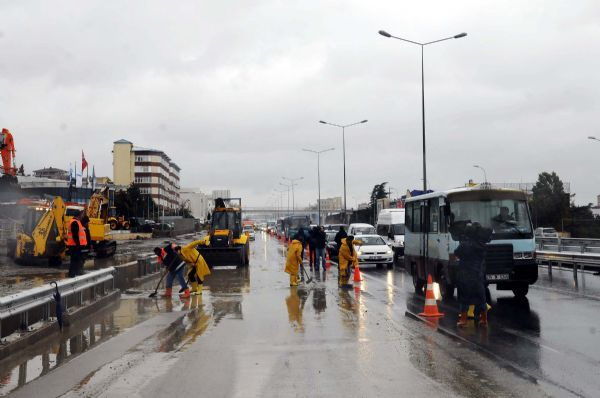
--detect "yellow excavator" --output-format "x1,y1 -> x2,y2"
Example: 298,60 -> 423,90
15,197 -> 68,266
197,198 -> 250,267
64,187 -> 117,258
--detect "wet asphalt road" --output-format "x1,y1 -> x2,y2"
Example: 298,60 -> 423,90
4,232 -> 600,397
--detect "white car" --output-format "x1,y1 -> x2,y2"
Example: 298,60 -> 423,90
243,226 -> 256,240
354,234 -> 394,268
348,223 -> 376,236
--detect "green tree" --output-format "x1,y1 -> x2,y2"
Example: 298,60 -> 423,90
114,183 -> 155,219
369,182 -> 388,224
17,164 -> 24,176
530,172 -> 570,229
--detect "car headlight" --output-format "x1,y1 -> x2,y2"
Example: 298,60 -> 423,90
386,249 -> 392,254
357,250 -> 362,255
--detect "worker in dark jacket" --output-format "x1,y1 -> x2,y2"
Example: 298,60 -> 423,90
334,226 -> 347,248
454,223 -> 490,327
157,243 -> 190,298
314,226 -> 327,271
67,211 -> 88,277
308,227 -> 318,268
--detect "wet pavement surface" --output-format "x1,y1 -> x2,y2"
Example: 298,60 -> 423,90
3,232 -> 600,397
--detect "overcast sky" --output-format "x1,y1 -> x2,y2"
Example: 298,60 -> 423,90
1,0 -> 599,208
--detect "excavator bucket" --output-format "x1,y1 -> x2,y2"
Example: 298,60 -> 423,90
197,245 -> 247,267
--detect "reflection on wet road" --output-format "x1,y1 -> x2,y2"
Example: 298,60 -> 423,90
4,232 -> 600,397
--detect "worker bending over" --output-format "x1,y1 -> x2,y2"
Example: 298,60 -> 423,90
178,240 -> 211,295
154,243 -> 190,298
338,236 -> 359,288
285,233 -> 304,286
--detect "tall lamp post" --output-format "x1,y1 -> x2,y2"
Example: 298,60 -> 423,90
273,188 -> 286,219
278,182 -> 291,216
378,29 -> 467,193
319,119 -> 368,223
302,147 -> 335,225
473,164 -> 488,183
281,176 -> 303,214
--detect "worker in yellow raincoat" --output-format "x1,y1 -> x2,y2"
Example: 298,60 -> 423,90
338,235 -> 359,288
285,234 -> 304,286
177,240 -> 211,295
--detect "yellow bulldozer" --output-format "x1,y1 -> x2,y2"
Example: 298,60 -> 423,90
15,197 -> 68,266
197,198 -> 250,267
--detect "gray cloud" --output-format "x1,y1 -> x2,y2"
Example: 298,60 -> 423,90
1,0 -> 599,208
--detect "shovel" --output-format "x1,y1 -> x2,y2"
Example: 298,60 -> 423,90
300,264 -> 313,284
149,270 -> 168,298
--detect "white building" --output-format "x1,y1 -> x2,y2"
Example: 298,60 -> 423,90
112,139 -> 181,209
180,188 -> 209,221
318,197 -> 342,211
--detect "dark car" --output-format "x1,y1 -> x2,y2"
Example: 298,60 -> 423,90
325,230 -> 339,260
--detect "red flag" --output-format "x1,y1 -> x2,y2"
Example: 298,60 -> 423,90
82,151 -> 88,172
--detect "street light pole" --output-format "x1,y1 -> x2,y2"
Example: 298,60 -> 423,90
379,30 -> 467,192
319,119 -> 368,223
473,164 -> 488,183
303,147 -> 335,225
279,182 -> 291,215
282,176 -> 303,214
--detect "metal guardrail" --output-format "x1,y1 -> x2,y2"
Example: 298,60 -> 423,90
536,237 -> 600,254
0,267 -> 116,338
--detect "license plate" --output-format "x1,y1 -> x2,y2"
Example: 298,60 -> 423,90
486,273 -> 509,281
369,256 -> 381,260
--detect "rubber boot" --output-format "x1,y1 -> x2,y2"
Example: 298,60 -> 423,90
478,310 -> 488,327
190,281 -> 199,295
467,305 -> 475,319
290,274 -> 298,287
161,287 -> 172,298
457,312 -> 468,327
196,282 -> 203,295
180,288 -> 191,299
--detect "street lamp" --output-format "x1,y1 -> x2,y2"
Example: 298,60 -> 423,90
279,182 -> 292,216
379,29 -> 467,193
473,165 -> 488,183
319,119 -> 368,222
303,147 -> 335,225
588,136 -> 600,142
273,188 -> 286,219
281,176 -> 303,214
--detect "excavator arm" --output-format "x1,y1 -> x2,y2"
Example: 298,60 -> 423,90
30,197 -> 66,256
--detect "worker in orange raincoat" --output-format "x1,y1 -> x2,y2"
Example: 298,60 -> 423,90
285,233 -> 304,286
178,240 -> 211,295
338,236 -> 359,288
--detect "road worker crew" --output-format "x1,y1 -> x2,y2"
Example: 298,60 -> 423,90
177,240 -> 211,295
285,233 -> 304,286
338,236 -> 359,288
66,210 -> 88,277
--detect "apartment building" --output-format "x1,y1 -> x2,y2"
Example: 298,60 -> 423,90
112,139 -> 181,209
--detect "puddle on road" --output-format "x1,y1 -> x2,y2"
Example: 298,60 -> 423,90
0,297 -> 172,397
0,265 -> 251,397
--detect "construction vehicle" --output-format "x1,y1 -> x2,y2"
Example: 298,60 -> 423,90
64,187 -> 117,257
0,128 -> 18,188
108,212 -> 130,230
197,198 -> 250,267
15,197 -> 68,266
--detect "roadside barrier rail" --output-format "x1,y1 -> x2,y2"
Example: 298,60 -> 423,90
0,267 -> 116,338
536,237 -> 600,254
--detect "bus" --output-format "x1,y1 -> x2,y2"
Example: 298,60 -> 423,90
282,215 -> 311,240
404,186 -> 537,299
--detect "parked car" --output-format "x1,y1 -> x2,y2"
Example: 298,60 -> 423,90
243,225 -> 256,240
354,234 -> 394,269
535,227 -> 558,238
348,223 -> 376,236
376,208 -> 406,264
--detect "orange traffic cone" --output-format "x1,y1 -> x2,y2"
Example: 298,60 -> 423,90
353,264 -> 362,282
326,252 -> 331,268
418,274 -> 444,317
